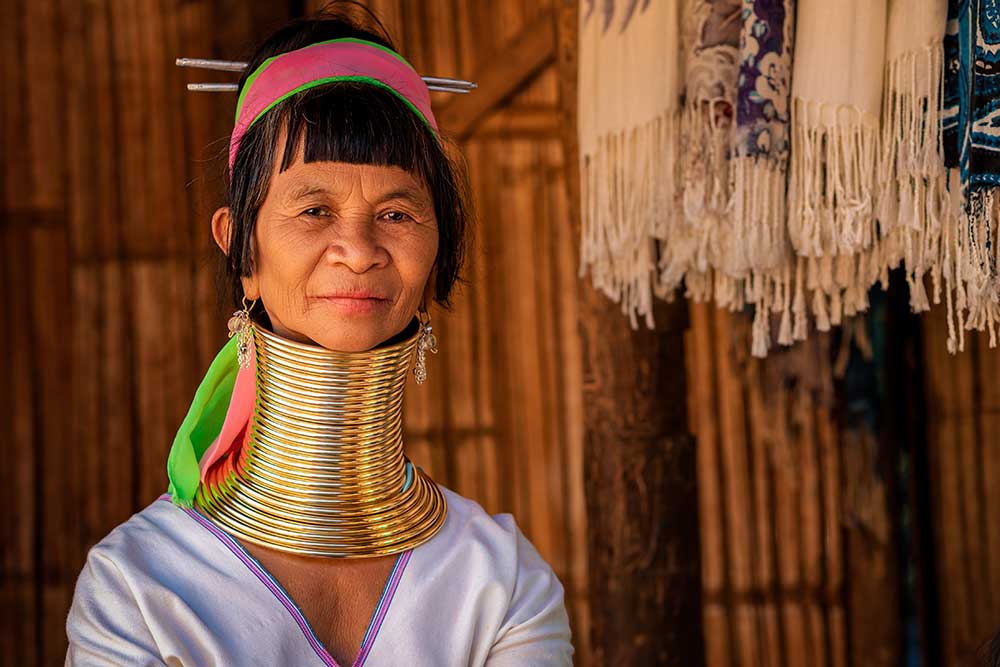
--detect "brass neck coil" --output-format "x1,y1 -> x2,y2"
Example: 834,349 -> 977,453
194,319 -> 447,557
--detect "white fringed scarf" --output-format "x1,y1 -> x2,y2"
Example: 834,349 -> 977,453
578,0 -> 978,356
788,0 -> 887,335
879,0 -> 948,305
578,0 -> 683,328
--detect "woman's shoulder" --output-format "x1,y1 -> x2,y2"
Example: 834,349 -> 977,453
66,495 -> 224,664
433,485 -> 534,554
76,493 -> 225,602
420,484 -> 563,593
399,485 -> 574,663
84,494 -> 200,565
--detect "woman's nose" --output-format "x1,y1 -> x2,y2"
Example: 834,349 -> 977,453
323,218 -> 389,273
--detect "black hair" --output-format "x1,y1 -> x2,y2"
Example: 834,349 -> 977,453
219,1 -> 472,319
981,630 -> 1000,667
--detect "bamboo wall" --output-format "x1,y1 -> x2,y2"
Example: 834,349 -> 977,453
0,1 -> 588,664
686,305 -> 852,666
686,296 -> 926,666
923,308 -> 1000,664
687,295 -> 1000,666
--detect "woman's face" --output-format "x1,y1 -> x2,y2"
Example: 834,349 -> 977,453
213,129 -> 439,352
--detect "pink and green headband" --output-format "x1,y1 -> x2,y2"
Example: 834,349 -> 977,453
228,37 -> 440,174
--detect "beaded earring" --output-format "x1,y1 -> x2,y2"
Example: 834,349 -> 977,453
414,308 -> 438,384
227,295 -> 256,369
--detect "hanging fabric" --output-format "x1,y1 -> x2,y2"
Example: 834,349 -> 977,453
944,0 -> 1000,349
578,0 -> 683,328
576,0 -> 997,356
731,0 -> 798,354
674,0 -> 741,306
788,0 -> 888,334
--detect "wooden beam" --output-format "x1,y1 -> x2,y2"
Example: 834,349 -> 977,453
555,1 -> 704,665
437,11 -> 557,140
475,107 -> 562,138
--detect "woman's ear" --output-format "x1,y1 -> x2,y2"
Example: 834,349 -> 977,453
213,206 -> 260,301
421,265 -> 437,310
211,207 -> 232,255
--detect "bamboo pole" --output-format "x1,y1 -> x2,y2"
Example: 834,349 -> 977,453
556,1 -> 703,662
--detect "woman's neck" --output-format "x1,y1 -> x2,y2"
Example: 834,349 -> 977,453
194,318 -> 446,558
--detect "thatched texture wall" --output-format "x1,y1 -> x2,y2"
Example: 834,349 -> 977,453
923,308 -> 1000,664
1,1 -> 589,663
688,292 -> 1000,665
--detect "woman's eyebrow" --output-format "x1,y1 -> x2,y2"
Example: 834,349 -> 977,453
379,187 -> 430,206
286,183 -> 331,201
284,183 -> 429,205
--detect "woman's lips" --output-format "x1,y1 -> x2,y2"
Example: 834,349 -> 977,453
314,294 -> 390,315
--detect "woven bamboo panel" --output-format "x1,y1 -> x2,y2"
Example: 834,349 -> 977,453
686,303 -> 850,667
687,299 -> 930,666
1,0 -> 296,662
2,0 -> 588,664
923,306 -> 1000,664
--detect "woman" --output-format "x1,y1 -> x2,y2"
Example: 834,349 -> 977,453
64,5 -> 573,666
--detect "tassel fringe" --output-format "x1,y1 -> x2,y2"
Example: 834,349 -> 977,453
579,110 -> 682,329
579,40 -> 1000,357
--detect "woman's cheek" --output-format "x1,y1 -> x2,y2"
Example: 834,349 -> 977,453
410,225 -> 439,273
399,243 -> 436,298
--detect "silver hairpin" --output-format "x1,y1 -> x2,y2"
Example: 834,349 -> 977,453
187,83 -> 239,92
176,58 -> 247,72
176,57 -> 477,94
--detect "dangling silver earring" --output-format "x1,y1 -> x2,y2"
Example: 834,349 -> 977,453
414,308 -> 438,385
227,295 -> 256,369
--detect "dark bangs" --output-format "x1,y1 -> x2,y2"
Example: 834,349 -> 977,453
223,80 -> 471,312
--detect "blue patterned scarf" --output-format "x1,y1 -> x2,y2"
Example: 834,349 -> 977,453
944,0 -> 1000,275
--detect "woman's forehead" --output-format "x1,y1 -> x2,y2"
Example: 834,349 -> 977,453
272,160 -> 431,206
274,160 -> 427,192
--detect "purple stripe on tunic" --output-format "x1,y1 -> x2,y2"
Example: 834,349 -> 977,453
354,552 -> 402,660
179,504 -> 339,667
353,549 -> 412,666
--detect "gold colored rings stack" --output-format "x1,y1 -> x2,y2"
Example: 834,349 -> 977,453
195,319 -> 447,557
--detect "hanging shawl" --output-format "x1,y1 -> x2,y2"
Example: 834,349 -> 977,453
732,0 -> 797,355
676,0 -> 741,305
788,0 -> 887,332
943,0 -> 1000,349
878,0 -> 950,319
943,0 -> 1000,213
578,0 -> 683,328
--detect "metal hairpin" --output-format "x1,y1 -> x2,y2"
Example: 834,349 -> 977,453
176,57 -> 477,94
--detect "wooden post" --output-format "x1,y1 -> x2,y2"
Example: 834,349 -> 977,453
556,2 -> 704,664
580,298 -> 703,664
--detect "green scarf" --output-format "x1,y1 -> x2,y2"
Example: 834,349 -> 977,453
165,335 -> 240,507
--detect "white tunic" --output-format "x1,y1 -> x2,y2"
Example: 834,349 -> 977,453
65,486 -> 573,666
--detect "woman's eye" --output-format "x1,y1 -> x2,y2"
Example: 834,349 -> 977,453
302,207 -> 329,217
382,210 -> 412,223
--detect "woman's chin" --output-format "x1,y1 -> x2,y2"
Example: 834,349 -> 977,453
297,319 -> 395,353
271,304 -> 416,352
